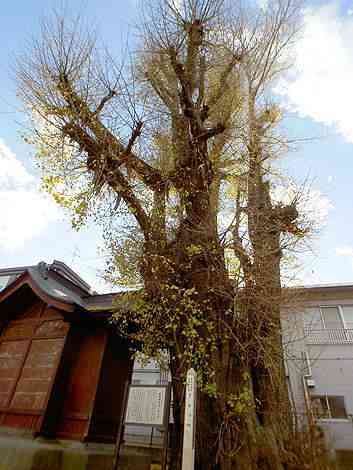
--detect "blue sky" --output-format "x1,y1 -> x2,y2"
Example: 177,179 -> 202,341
1,0 -> 353,291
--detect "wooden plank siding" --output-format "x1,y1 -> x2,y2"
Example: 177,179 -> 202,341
52,326 -> 107,440
0,278 -> 134,444
0,300 -> 69,433
87,334 -> 133,443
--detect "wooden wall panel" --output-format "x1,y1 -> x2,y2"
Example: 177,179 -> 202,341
54,326 -> 107,440
35,320 -> 69,338
0,300 -> 69,435
16,300 -> 43,320
0,341 -> 29,408
2,322 -> 36,340
52,418 -> 88,439
2,413 -> 36,429
41,307 -> 62,320
10,338 -> 64,411
88,335 -> 133,443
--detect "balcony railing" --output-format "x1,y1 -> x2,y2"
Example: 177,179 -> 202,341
304,328 -> 353,345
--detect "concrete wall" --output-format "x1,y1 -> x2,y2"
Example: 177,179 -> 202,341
288,290 -> 353,453
307,343 -> 353,450
281,306 -> 308,422
0,432 -> 163,470
0,434 -> 115,470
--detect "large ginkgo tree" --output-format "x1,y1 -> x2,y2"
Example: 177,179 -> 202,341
17,1 -> 329,468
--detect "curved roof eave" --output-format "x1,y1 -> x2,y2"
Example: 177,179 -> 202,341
0,271 -> 75,312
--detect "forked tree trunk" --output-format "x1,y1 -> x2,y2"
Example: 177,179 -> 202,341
143,247 -> 292,469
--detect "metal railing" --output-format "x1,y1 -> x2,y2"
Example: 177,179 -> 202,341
304,328 -> 353,344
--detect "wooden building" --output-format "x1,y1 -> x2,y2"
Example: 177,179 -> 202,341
0,261 -> 133,470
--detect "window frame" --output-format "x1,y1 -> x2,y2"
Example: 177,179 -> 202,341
311,394 -> 349,421
341,305 -> 353,329
319,306 -> 345,329
306,305 -> 350,330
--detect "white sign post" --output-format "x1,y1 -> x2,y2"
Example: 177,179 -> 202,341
125,386 -> 167,426
182,368 -> 197,470
119,384 -> 171,470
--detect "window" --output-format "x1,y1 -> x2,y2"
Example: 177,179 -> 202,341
311,395 -> 347,419
321,307 -> 343,329
342,306 -> 353,330
304,307 -> 324,329
305,306 -> 344,330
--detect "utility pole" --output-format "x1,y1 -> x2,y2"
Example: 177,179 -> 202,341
182,368 -> 196,470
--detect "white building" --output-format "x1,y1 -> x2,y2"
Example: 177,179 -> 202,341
284,284 -> 353,465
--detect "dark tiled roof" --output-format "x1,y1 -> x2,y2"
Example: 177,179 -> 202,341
0,261 -> 115,313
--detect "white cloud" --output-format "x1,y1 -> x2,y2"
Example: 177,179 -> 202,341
272,183 -> 334,228
336,246 -> 353,257
276,4 -> 353,142
0,139 -> 34,188
304,188 -> 334,224
336,245 -> 353,269
0,140 -> 60,251
257,0 -> 269,11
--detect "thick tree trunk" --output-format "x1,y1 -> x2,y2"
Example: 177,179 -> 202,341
140,212 -> 330,469
194,362 -> 289,470
141,229 -> 294,469
139,135 -> 325,469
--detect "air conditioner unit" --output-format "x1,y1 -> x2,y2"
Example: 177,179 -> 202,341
306,379 -> 316,388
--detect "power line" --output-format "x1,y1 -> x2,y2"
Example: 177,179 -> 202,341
289,357 -> 353,361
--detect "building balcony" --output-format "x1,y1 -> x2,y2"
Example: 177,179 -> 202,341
304,328 -> 353,345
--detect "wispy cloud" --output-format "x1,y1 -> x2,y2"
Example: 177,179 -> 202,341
0,139 -> 34,188
336,246 -> 353,257
276,3 -> 353,142
336,246 -> 353,270
0,139 -> 60,251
